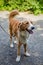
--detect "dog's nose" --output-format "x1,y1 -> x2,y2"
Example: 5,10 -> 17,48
31,27 -> 35,30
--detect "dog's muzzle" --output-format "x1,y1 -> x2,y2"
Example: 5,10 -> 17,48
26,26 -> 35,34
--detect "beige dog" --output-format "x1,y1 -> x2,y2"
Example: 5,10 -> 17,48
9,10 -> 35,62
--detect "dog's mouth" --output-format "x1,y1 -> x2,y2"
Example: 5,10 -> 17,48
26,29 -> 33,34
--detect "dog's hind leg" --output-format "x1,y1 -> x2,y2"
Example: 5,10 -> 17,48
10,35 -> 14,47
9,26 -> 14,47
13,37 -> 17,44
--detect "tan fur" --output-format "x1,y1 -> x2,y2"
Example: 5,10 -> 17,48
9,10 -> 30,56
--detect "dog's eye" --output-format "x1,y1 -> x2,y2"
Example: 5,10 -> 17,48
26,22 -> 29,24
31,21 -> 33,24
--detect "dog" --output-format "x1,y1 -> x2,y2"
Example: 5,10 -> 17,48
9,10 -> 35,62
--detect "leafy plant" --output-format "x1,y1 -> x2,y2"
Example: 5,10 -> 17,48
0,0 -> 43,14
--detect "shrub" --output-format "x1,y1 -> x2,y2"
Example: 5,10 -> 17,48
0,0 -> 43,14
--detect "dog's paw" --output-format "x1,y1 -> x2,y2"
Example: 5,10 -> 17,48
24,52 -> 30,56
10,44 -> 14,48
16,56 -> 20,62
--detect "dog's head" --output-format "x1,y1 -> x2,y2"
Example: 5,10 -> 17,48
26,21 -> 35,34
19,21 -> 35,34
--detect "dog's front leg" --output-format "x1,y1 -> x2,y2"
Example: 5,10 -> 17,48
16,42 -> 22,62
23,44 -> 30,56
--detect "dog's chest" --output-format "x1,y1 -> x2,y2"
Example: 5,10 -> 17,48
20,31 -> 29,37
19,31 -> 29,44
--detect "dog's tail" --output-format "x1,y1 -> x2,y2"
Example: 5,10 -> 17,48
9,10 -> 19,20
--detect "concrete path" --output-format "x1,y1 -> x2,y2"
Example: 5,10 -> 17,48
0,11 -> 43,65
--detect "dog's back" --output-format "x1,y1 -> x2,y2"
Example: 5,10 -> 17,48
9,10 -> 21,36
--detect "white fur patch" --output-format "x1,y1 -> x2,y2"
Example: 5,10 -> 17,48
10,44 -> 14,48
28,21 -> 33,30
14,40 -> 17,44
24,51 -> 30,56
16,56 -> 20,62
